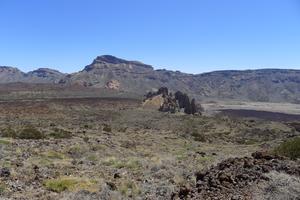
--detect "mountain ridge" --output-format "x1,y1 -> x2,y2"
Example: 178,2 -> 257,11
1,55 -> 300,103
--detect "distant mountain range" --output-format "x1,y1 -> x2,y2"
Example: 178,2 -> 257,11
1,55 -> 300,103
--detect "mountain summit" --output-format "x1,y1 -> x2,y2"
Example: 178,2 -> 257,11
92,55 -> 151,67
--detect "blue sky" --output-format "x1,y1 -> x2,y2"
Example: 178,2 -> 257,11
0,0 -> 300,74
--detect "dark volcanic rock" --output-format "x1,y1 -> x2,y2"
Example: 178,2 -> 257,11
191,99 -> 197,115
0,167 -> 10,178
173,152 -> 300,199
157,87 -> 169,96
145,87 -> 202,115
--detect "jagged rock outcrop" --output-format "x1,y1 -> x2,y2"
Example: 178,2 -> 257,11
144,87 -> 201,115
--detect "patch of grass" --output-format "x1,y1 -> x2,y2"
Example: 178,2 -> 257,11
119,180 -> 141,197
0,138 -> 11,145
18,126 -> 45,140
44,177 -> 98,193
0,183 -> 6,194
49,128 -> 72,139
67,145 -> 88,158
42,151 -> 65,159
176,154 -> 188,161
103,157 -> 141,170
87,154 -> 98,162
274,137 -> 300,160
44,178 -> 78,192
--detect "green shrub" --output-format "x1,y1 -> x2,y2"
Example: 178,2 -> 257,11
44,178 -> 78,192
191,130 -> 206,142
103,124 -> 112,132
0,183 -> 5,194
18,127 -> 45,140
83,136 -> 89,143
274,137 -> 300,160
0,127 -> 17,138
49,128 -> 72,139
103,157 -> 141,170
0,139 -> 11,145
44,177 -> 97,193
42,151 -> 66,159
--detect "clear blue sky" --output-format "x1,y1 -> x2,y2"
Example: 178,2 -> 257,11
0,0 -> 300,74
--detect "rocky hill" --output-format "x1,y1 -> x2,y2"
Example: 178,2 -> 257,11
1,55 -> 300,103
0,67 -> 65,84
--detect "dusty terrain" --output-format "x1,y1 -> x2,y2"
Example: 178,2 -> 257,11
0,97 -> 299,199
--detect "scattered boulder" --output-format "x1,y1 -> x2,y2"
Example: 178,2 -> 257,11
0,168 -> 10,178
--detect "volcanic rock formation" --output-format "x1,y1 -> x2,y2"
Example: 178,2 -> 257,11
143,87 -> 201,115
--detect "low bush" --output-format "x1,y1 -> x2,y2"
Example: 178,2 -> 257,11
1,126 -> 45,140
44,177 -> 97,193
44,178 -> 78,192
0,127 -> 17,138
0,183 -> 5,194
18,127 -> 45,140
191,130 -> 206,142
103,124 -> 112,132
274,137 -> 300,160
49,128 -> 72,139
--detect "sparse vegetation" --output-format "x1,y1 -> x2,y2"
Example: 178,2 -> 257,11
42,151 -> 66,159
44,178 -> 79,192
0,127 -> 17,138
103,157 -> 141,170
0,183 -> 6,194
119,180 -> 141,197
0,96 -> 299,199
103,124 -> 112,132
0,138 -> 11,145
274,137 -> 300,160
18,126 -> 45,139
49,128 -> 72,139
44,177 -> 97,193
191,130 -> 206,142
1,126 -> 45,139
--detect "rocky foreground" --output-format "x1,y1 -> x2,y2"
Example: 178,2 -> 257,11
0,97 -> 299,199
173,152 -> 300,200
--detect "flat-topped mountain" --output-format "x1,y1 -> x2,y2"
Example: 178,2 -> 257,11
1,55 -> 300,103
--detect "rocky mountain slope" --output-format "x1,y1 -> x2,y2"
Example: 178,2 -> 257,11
1,55 -> 300,103
0,67 -> 65,84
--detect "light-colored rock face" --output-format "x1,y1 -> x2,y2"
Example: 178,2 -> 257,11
0,66 -> 26,83
142,94 -> 164,110
105,79 -> 120,90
